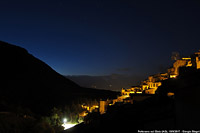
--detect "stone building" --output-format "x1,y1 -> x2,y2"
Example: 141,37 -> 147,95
141,73 -> 168,94
194,50 -> 200,69
168,51 -> 200,78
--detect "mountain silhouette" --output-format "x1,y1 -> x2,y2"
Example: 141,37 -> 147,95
0,41 -> 116,115
66,74 -> 144,91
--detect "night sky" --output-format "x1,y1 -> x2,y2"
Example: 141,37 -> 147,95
0,0 -> 200,77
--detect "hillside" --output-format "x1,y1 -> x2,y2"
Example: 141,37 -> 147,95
0,41 -> 117,115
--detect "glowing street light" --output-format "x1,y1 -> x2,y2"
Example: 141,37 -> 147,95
63,118 -> 67,123
62,118 -> 77,130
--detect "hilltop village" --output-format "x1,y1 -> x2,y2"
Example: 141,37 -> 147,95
81,51 -> 200,115
64,51 -> 200,132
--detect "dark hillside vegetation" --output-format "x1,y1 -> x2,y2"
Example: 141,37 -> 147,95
0,40 -> 118,115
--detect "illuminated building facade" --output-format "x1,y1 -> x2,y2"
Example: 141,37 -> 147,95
168,58 -> 192,78
168,50 -> 200,78
99,100 -> 111,114
195,51 -> 200,69
121,50 -> 200,95
142,74 -> 163,94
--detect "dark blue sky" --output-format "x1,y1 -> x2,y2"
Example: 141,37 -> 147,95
0,0 -> 200,77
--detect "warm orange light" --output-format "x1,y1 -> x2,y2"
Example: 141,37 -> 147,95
182,58 -> 191,60
170,75 -> 177,78
167,92 -> 174,97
